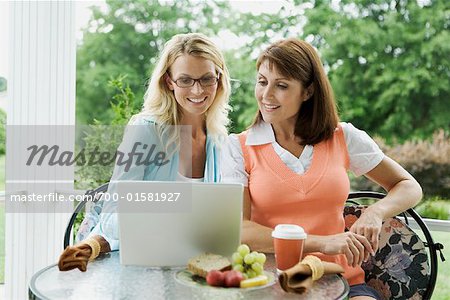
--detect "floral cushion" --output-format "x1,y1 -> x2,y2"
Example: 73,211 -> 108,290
344,205 -> 429,300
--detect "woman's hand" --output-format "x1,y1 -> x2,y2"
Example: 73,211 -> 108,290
318,232 -> 374,267
58,243 -> 92,272
349,207 -> 383,253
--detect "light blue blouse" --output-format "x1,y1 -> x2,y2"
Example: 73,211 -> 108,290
86,115 -> 222,250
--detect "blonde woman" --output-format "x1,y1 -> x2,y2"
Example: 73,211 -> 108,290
58,33 -> 231,271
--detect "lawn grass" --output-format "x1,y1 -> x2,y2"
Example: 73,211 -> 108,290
430,231 -> 450,300
0,201 -> 4,283
0,154 -> 4,191
0,154 -> 4,283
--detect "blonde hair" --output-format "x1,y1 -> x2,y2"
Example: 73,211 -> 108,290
137,33 -> 231,150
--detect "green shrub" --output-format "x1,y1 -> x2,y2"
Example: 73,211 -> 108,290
415,199 -> 450,220
351,130 -> 450,199
75,75 -> 139,190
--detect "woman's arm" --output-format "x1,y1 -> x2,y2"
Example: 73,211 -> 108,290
349,156 -> 423,252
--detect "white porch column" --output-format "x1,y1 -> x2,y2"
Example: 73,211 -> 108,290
5,1 -> 76,299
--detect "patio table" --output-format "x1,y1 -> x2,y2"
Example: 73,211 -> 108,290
29,251 -> 349,300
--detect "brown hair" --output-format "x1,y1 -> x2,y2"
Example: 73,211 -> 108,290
252,38 -> 339,145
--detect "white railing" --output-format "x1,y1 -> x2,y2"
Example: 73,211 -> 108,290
406,217 -> 450,233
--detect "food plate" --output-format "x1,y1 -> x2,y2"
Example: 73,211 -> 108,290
175,270 -> 276,290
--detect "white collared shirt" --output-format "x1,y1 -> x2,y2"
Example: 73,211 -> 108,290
221,122 -> 384,187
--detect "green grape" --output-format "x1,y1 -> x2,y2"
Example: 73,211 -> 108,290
237,244 -> 250,257
242,273 -> 249,280
255,252 -> 266,265
251,262 -> 263,274
232,252 -> 243,264
246,269 -> 257,278
233,264 -> 245,272
244,253 -> 255,265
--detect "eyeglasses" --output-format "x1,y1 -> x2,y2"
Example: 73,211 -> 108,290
168,74 -> 220,88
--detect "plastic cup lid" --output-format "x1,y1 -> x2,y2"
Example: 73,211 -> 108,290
271,224 -> 307,240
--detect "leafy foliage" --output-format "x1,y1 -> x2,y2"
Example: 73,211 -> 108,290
415,198 -> 449,220
75,76 -> 139,190
109,75 -> 139,125
76,0 -> 234,124
224,51 -> 258,133
303,0 -> 450,141
77,0 -> 449,139
75,0 -> 450,199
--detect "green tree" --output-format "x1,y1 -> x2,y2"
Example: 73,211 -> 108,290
303,0 -> 450,141
229,0 -> 450,140
76,0 -> 449,140
75,75 -> 140,189
76,0 -> 234,124
223,7 -> 308,133
225,51 -> 258,133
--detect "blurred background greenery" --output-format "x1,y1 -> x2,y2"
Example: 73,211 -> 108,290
74,0 -> 449,201
76,0 -> 449,139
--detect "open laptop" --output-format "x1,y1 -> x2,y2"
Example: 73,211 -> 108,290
116,181 -> 243,267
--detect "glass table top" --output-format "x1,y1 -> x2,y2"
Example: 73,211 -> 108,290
29,251 -> 349,300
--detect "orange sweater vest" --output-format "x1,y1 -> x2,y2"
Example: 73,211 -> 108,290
238,126 -> 365,286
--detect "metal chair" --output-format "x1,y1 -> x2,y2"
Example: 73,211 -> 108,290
345,191 -> 445,300
63,183 -> 109,248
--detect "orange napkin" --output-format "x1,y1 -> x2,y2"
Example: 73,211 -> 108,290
278,256 -> 344,294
